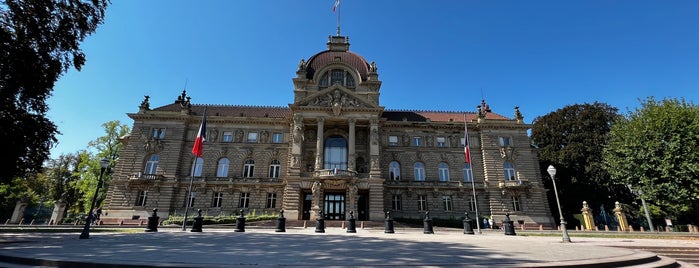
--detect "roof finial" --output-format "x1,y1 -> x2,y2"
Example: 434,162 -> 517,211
333,0 -> 341,36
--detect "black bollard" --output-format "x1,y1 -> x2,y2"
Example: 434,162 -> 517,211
145,208 -> 159,232
191,209 -> 203,232
423,211 -> 434,234
346,211 -> 356,233
384,211 -> 395,233
503,213 -> 516,236
315,211 -> 325,233
234,209 -> 246,232
275,209 -> 286,232
463,211 -> 474,235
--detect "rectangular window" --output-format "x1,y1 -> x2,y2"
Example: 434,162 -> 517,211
185,192 -> 196,207
442,195 -> 453,211
247,132 -> 258,143
266,193 -> 277,208
212,192 -> 223,208
239,192 -> 250,208
512,196 -> 521,211
152,128 -> 165,139
412,136 -> 423,146
436,137 -> 446,147
389,136 -> 398,146
222,131 -> 233,142
391,195 -> 402,211
463,164 -> 473,182
272,133 -> 283,143
136,190 -> 148,206
461,137 -> 466,147
418,195 -> 428,211
499,136 -> 512,147
466,196 -> 476,212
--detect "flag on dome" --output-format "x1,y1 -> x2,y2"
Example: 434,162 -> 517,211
333,0 -> 340,12
191,110 -> 207,157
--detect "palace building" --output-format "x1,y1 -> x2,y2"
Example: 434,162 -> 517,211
103,35 -> 555,227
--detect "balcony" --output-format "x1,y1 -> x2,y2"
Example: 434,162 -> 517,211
129,173 -> 163,181
498,179 -> 529,189
314,169 -> 358,179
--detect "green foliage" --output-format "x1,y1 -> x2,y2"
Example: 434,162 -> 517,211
0,0 -> 109,183
531,102 -> 627,222
603,97 -> 699,222
163,214 -> 278,226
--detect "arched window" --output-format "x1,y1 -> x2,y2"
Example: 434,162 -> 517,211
216,158 -> 229,177
389,161 -> 401,181
504,161 -> 517,181
244,159 -> 255,178
194,157 -> 204,177
269,160 -> 281,178
413,162 -> 425,181
144,154 -> 159,175
438,162 -> 450,181
319,69 -> 356,88
463,163 -> 473,182
324,135 -> 347,170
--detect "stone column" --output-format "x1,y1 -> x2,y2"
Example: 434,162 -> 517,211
369,119 -> 380,175
290,114 -> 303,174
348,118 -> 356,171
315,117 -> 325,170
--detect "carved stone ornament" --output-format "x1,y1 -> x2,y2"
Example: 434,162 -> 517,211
500,147 -> 516,160
307,89 -> 364,108
144,139 -> 163,153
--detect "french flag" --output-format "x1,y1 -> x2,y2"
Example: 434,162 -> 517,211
191,110 -> 207,157
464,115 -> 471,164
333,0 -> 340,12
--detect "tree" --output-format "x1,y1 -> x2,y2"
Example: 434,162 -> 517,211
531,102 -> 627,224
0,0 -> 109,183
604,97 -> 699,224
74,121 -> 129,212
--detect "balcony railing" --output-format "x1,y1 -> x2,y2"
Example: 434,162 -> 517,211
314,169 -> 358,178
498,179 -> 529,188
129,173 -> 162,181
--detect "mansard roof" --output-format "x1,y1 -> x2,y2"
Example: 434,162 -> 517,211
151,104 -> 511,122
306,50 -> 370,81
382,110 -> 510,123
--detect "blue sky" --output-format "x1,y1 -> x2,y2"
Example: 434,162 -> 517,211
48,0 -> 699,157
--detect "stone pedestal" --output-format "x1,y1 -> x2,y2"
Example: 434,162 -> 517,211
49,202 -> 67,225
10,201 -> 27,224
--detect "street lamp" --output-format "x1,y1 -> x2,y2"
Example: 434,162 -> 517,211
80,158 -> 110,239
628,185 -> 654,232
547,165 -> 571,243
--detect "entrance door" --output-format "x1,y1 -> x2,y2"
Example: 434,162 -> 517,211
324,194 -> 345,220
357,192 -> 368,221
302,193 -> 312,220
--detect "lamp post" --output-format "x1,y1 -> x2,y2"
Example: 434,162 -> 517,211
628,185 -> 654,232
547,165 -> 571,243
79,158 -> 110,239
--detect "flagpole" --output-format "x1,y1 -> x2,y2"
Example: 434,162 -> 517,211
466,114 -> 482,234
182,157 -> 198,231
336,0 -> 341,36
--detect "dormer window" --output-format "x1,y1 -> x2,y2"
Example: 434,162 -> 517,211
319,69 -> 355,88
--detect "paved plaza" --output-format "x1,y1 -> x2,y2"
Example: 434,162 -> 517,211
0,226 -> 698,267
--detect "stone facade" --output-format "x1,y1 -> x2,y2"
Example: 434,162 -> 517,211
103,35 -> 554,227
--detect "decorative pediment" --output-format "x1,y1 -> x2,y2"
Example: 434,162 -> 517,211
297,86 -> 377,109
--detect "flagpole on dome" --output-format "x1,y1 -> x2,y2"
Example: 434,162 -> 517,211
465,114 -> 482,234
182,106 -> 207,231
333,0 -> 341,36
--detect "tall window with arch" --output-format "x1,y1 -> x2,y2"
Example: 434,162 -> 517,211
438,162 -> 449,181
463,163 -> 473,182
216,158 -> 230,177
413,162 -> 425,181
504,161 -> 517,181
193,157 -> 204,177
243,159 -> 255,178
269,160 -> 281,178
144,154 -> 159,175
389,161 -> 401,180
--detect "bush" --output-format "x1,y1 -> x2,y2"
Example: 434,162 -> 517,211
162,213 -> 278,226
